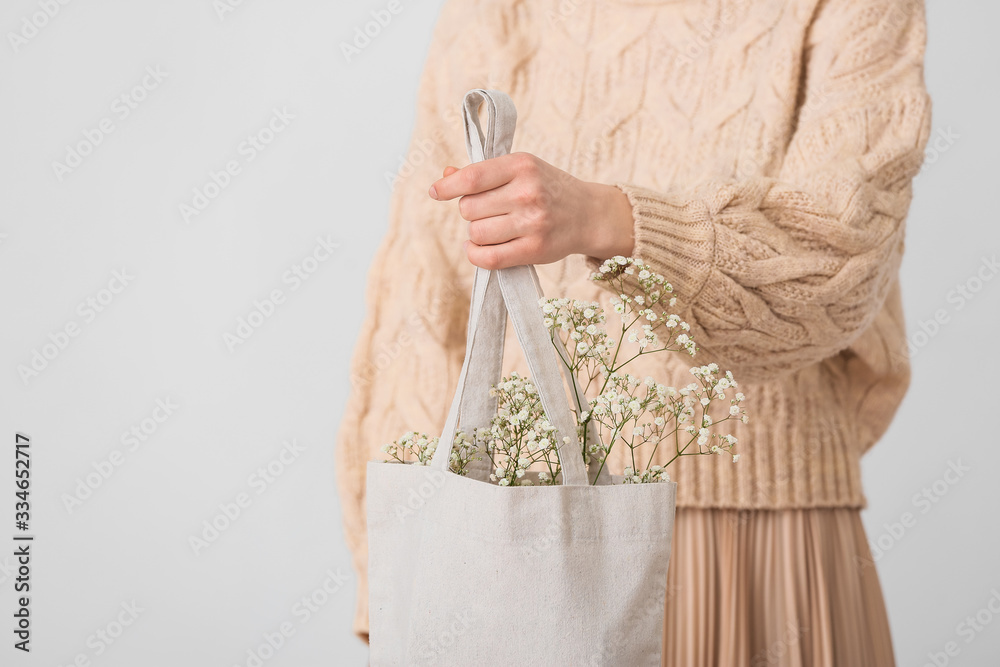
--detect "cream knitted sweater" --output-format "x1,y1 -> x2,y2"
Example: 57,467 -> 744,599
336,0 -> 932,638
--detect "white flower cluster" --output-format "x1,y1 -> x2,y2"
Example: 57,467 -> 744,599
591,257 -> 695,358
480,371 -> 568,486
571,258 -> 747,479
676,363 -> 747,462
380,429 -> 480,476
539,297 -> 612,364
381,255 -> 750,487
595,255 -> 672,296
583,361 -> 745,478
623,465 -> 671,484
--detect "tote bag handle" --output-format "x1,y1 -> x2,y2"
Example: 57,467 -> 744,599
430,88 -> 610,487
456,90 -> 607,486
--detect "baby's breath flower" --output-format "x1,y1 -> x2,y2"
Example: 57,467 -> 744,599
387,257 -> 750,488
379,428 -> 480,475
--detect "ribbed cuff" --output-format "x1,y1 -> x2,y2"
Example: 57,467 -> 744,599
586,182 -> 716,307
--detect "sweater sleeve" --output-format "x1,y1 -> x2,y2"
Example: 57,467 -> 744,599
333,2 -> 479,641
585,0 -> 933,384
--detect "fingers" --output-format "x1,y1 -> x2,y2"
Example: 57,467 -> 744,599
457,181 -> 517,222
464,236 -> 543,270
429,152 -> 520,201
467,214 -> 519,246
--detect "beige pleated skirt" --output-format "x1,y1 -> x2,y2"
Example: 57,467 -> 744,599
662,507 -> 895,667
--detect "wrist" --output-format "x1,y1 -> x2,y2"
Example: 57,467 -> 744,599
581,182 -> 636,261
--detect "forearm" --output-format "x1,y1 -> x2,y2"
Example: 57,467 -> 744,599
580,181 -> 637,262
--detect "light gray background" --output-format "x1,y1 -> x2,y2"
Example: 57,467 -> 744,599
0,1 -> 996,666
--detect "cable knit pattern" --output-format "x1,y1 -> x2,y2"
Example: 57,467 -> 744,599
335,0 -> 932,638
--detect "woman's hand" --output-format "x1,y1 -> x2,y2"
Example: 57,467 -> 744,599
427,151 -> 635,269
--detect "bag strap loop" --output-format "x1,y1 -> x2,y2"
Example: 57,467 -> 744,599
431,88 -> 610,487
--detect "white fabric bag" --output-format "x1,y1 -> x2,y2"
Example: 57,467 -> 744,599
366,88 -> 677,667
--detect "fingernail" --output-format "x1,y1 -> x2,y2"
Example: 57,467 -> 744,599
428,185 -> 438,199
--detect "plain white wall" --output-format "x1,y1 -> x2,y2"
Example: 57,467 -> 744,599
0,1 -> 996,666
861,3 -> 1000,666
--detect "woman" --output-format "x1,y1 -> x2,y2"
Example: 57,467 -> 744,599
337,0 -> 931,664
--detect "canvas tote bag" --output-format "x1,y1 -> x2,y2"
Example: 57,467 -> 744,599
366,88 -> 677,666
